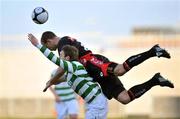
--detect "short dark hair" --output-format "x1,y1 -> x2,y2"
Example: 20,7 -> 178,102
41,31 -> 57,44
62,45 -> 79,61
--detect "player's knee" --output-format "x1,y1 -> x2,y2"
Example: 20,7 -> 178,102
69,114 -> 78,119
121,99 -> 130,105
114,64 -> 126,76
117,90 -> 131,105
119,97 -> 131,105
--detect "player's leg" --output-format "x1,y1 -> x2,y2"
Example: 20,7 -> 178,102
116,73 -> 174,104
97,94 -> 108,119
66,99 -> 79,119
108,63 -> 126,76
85,93 -> 108,119
127,73 -> 174,101
55,102 -> 67,119
111,44 -> 171,76
109,76 -> 131,104
116,90 -> 131,104
123,44 -> 170,71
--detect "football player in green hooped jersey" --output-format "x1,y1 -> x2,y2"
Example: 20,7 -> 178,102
28,34 -> 108,119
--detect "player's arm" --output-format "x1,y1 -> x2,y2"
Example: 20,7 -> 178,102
36,44 -> 75,73
43,68 -> 66,92
28,34 -> 74,73
49,67 -> 66,85
48,68 -> 66,102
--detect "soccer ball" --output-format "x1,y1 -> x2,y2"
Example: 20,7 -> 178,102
32,7 -> 48,24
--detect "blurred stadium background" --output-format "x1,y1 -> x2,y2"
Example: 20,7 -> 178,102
0,0 -> 180,119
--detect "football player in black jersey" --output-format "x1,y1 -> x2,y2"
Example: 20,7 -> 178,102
28,32 -> 174,104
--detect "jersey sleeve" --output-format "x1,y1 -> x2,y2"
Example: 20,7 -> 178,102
51,68 -> 67,81
50,69 -> 57,78
36,44 -> 74,73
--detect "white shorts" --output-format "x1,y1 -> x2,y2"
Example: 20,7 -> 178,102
55,99 -> 79,119
85,93 -> 108,119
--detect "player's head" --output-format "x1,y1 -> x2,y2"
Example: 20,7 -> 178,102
60,45 -> 79,61
41,31 -> 59,50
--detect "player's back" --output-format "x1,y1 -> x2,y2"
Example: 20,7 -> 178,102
65,61 -> 101,103
57,36 -> 109,79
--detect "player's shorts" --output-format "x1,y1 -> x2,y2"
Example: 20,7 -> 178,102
80,53 -> 126,100
99,75 -> 125,99
55,99 -> 79,119
85,93 -> 108,119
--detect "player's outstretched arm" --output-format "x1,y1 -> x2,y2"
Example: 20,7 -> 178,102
28,34 -> 60,66
27,34 -> 74,73
28,33 -> 39,46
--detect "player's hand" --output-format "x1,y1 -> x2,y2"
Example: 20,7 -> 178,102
28,33 -> 39,46
43,80 -> 52,92
55,96 -> 61,102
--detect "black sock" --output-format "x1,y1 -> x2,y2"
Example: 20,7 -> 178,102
123,49 -> 155,71
128,76 -> 159,101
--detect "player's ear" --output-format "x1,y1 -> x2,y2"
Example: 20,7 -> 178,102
46,39 -> 52,45
65,56 -> 71,61
46,39 -> 51,43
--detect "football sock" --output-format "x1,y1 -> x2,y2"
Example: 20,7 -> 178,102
123,49 -> 155,71
127,76 -> 159,101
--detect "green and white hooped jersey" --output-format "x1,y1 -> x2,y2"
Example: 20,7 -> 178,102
51,69 -> 76,102
37,44 -> 101,103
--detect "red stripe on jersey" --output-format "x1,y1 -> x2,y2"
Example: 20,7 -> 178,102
80,53 -> 111,77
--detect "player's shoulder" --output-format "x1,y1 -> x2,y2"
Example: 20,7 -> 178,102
72,61 -> 84,67
58,36 -> 72,47
61,36 -> 69,39
61,36 -> 76,41
72,61 -> 81,64
59,36 -> 69,42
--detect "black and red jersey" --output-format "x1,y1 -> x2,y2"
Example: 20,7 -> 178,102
57,36 -> 125,100
57,36 -> 91,57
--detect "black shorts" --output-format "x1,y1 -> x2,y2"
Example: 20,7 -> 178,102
97,75 -> 125,99
82,54 -> 126,99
